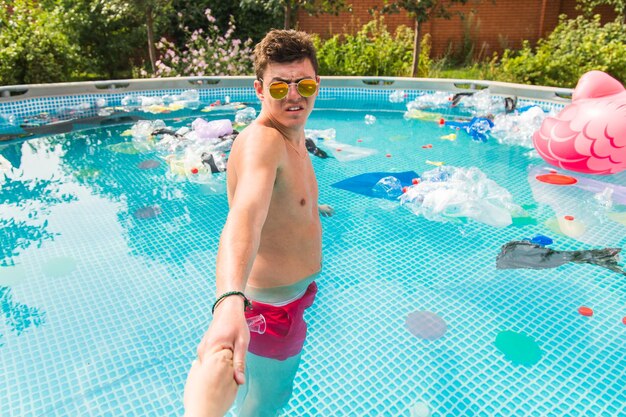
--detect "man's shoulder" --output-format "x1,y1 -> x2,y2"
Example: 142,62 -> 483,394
230,123 -> 285,170
237,122 -> 283,148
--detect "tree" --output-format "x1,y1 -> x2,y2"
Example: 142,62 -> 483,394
121,0 -> 172,73
373,0 -> 470,77
167,0 -> 282,45
68,0 -> 172,74
576,0 -> 626,22
61,0 -> 146,79
240,0 -> 350,30
0,0 -> 79,85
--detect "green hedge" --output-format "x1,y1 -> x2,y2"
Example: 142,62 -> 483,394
0,1 -> 79,85
313,16 -> 415,77
495,15 -> 626,87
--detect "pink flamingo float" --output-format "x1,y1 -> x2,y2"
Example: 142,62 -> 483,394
533,70 -> 626,175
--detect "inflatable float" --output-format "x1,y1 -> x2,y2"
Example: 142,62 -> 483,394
533,71 -> 626,175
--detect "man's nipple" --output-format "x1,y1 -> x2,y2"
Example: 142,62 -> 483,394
300,198 -> 306,206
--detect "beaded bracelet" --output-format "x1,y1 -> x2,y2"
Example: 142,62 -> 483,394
211,291 -> 252,315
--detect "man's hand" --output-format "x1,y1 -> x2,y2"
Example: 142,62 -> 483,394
318,204 -> 334,217
197,297 -> 250,385
183,347 -> 239,417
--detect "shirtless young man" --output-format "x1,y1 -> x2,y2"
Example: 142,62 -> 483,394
196,30 -> 332,416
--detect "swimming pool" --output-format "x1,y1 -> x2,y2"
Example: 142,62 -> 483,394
1,78 -> 625,416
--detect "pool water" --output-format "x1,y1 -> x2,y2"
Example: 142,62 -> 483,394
1,94 -> 625,416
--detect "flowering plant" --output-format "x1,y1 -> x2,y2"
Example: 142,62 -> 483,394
144,8 -> 254,77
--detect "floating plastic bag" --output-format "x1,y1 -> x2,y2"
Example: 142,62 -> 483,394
318,140 -> 377,162
400,166 -> 523,227
191,118 -> 233,139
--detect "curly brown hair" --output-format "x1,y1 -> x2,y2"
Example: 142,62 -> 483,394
254,29 -> 318,80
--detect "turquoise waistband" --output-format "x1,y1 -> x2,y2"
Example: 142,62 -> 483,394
245,269 -> 321,304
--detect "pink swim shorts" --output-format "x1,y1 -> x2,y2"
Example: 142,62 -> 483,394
245,282 -> 318,361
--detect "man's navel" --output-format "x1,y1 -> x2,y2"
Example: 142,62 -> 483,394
300,198 -> 306,206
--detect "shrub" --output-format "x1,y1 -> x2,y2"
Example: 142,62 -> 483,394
313,15 -> 414,77
495,15 -> 626,87
0,0 -> 79,85
146,8 -> 254,77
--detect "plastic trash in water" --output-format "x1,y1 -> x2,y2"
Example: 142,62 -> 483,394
191,118 -> 233,139
372,176 -> 403,200
557,215 -> 587,238
491,106 -> 547,148
409,401 -> 432,417
389,90 -> 406,103
0,113 -> 17,126
364,114 -> 376,125
453,89 -> 502,115
131,119 -> 166,152
406,91 -> 452,110
305,128 -> 336,141
319,139 -> 377,162
246,314 -> 266,334
235,107 -> 256,126
400,166 -> 523,227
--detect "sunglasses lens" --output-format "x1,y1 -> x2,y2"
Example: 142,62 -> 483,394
297,79 -> 317,97
268,82 -> 288,99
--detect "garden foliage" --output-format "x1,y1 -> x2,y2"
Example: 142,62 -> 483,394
147,9 -> 254,77
0,0 -> 79,85
312,16 -> 417,77
495,15 -> 626,87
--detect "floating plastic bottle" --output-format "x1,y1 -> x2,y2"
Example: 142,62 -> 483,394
235,107 -> 256,125
558,215 -> 587,238
121,95 -> 141,108
389,90 -> 406,103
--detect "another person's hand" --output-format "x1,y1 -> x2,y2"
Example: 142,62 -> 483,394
197,297 -> 250,385
183,347 -> 239,417
318,204 -> 334,217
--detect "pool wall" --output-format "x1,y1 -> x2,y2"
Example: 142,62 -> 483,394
0,76 -> 572,126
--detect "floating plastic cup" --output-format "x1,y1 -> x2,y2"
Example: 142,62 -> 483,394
246,314 -> 266,334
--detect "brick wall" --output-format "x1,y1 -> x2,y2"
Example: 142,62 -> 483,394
297,0 -> 618,58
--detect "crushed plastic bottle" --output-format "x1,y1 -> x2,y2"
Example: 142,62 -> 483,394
372,176 -> 403,200
491,106 -> 547,148
235,107 -> 256,125
389,90 -> 406,103
0,113 -> 17,126
121,95 -> 141,108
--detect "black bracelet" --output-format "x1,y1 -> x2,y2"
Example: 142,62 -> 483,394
211,291 -> 252,315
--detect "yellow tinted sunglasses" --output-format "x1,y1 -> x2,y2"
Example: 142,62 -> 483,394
260,78 -> 318,100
